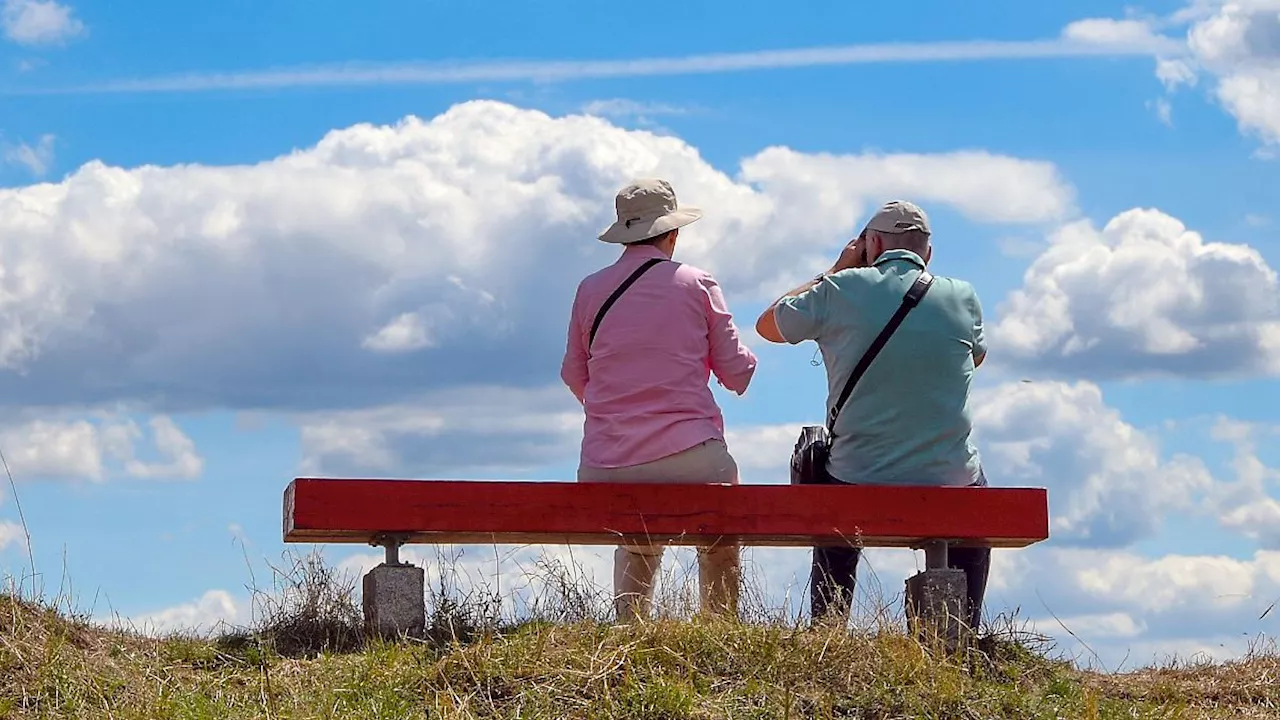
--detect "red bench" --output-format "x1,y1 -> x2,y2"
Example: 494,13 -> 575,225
283,478 -> 1049,643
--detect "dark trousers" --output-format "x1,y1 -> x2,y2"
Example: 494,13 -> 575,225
806,469 -> 991,631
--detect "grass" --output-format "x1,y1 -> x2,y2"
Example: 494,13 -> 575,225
2,552 -> 1280,719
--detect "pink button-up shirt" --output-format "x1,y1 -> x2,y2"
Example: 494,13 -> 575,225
561,245 -> 758,469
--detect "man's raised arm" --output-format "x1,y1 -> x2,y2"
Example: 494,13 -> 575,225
756,233 -> 867,343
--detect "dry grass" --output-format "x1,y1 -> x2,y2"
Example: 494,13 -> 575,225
3,557 -> 1280,719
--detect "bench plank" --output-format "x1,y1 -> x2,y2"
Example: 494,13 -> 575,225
284,478 -> 1048,549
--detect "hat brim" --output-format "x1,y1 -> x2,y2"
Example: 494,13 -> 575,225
598,208 -> 703,244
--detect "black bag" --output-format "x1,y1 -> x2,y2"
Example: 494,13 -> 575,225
790,270 -> 935,485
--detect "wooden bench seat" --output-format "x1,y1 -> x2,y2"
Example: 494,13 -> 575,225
282,477 -> 1049,646
284,478 -> 1048,549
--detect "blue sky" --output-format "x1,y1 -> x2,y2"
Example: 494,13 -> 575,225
4,0 -> 1280,668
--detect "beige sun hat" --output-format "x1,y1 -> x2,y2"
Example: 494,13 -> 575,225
598,178 -> 703,244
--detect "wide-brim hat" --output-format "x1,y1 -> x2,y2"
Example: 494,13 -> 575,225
598,178 -> 702,244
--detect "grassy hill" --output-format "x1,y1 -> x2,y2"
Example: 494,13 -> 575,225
4,580 -> 1280,720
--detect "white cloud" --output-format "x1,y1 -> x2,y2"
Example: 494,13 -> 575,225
580,98 -> 690,119
972,380 -> 1212,546
115,589 -> 247,636
1150,97 -> 1175,125
1065,4 -> 1280,147
0,412 -> 202,481
0,100 -> 1073,414
296,387 -> 1280,667
992,207 -> 1280,378
36,37 -> 1178,95
0,520 -> 24,551
121,416 -> 204,479
724,423 -> 804,480
706,380 -> 1214,549
1062,18 -> 1169,49
1,0 -> 84,46
1157,57 -> 1199,90
361,312 -> 434,353
977,545 -> 1280,670
579,99 -> 693,134
1153,0 -> 1280,146
1204,418 -> 1280,546
324,539 -> 1280,670
298,384 -> 582,476
1217,69 -> 1280,145
3,134 -> 55,177
1034,611 -> 1147,640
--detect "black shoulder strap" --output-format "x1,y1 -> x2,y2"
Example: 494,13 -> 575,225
589,257 -> 667,349
827,270 -> 935,434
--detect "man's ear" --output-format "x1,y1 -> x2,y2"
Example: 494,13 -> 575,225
867,232 -> 884,263
924,244 -> 932,264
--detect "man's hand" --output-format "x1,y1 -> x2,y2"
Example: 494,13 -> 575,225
758,233 -> 868,343
829,232 -> 868,274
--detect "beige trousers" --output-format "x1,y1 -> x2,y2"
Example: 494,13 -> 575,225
577,438 -> 741,623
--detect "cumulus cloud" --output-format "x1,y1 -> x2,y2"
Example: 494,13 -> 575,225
0,412 -> 202,481
992,207 -> 1280,378
1129,1 -> 1280,146
681,380 -> 1220,549
691,380 -> 1213,549
114,589 -> 247,636
324,541 -> 1280,669
297,377 -> 1280,667
1063,3 -> 1280,146
298,384 -> 583,477
1007,547 -> 1280,669
1,0 -> 83,45
0,101 -> 1073,415
1203,418 -> 1280,546
975,380 -> 1212,546
723,423 -> 804,481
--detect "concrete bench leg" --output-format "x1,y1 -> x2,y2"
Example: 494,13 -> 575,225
904,540 -> 969,653
362,535 -> 425,641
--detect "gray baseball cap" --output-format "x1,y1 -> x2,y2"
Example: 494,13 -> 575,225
862,200 -> 931,235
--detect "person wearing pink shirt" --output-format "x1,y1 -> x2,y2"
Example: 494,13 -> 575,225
561,178 -> 758,622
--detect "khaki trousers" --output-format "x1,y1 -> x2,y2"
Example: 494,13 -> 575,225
577,439 -> 741,622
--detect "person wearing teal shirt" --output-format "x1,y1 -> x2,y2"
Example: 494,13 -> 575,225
755,200 -> 990,628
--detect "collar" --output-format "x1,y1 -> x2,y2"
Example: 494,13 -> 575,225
619,243 -> 672,262
871,249 -> 926,269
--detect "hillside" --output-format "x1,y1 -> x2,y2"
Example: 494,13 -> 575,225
3,590 -> 1279,720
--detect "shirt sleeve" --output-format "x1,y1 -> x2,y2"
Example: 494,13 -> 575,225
969,285 -> 987,361
560,285 -> 589,403
774,276 -> 834,344
698,273 -> 758,395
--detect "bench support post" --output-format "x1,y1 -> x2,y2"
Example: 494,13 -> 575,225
362,534 -> 425,640
905,540 -> 969,653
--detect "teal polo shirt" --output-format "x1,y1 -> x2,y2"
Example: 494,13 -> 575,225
774,249 -> 985,486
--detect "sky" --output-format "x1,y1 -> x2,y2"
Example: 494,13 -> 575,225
3,0 -> 1280,671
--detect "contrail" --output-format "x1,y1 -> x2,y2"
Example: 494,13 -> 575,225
10,36 -> 1182,95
